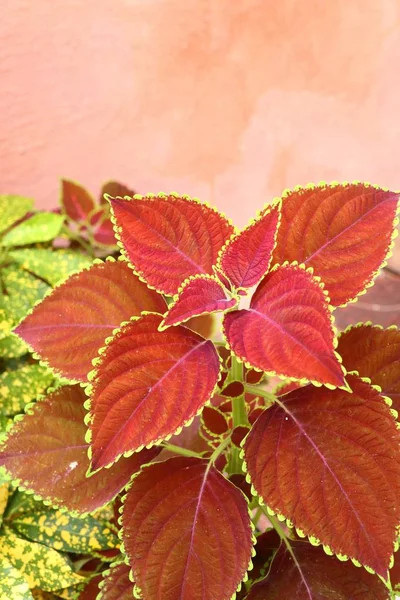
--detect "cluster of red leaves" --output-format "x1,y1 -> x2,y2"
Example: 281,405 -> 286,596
1,182 -> 400,600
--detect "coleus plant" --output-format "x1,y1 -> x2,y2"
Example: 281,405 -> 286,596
0,182 -> 399,600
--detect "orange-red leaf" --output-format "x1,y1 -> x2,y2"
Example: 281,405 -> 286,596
217,202 -> 280,289
121,457 -> 253,600
88,313 -> 220,469
244,375 -> 400,576
160,275 -> 237,329
0,386 -> 159,513
223,263 -> 344,387
98,562 -> 133,600
109,194 -> 234,295
246,542 -> 390,600
337,324 -> 400,411
272,183 -> 399,306
61,179 -> 96,222
14,260 -> 166,382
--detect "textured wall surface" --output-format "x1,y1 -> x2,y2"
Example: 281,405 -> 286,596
1,1 -> 400,226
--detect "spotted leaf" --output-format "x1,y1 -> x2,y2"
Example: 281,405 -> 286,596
160,275 -> 237,330
98,562 -> 133,600
121,457 -> 253,600
88,313 -> 220,469
0,195 -> 34,235
1,213 -> 64,247
0,556 -> 32,600
1,266 -> 50,330
14,260 -> 166,382
0,527 -> 82,591
0,385 -> 160,513
244,375 -> 400,576
217,201 -> 280,289
246,541 -> 390,600
109,194 -> 234,295
337,324 -> 400,411
10,509 -> 119,555
0,363 -> 54,416
272,183 -> 399,306
61,180 -> 96,222
10,248 -> 92,286
223,263 -> 345,387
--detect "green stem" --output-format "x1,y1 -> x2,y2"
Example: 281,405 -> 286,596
252,506 -> 263,529
228,356 -> 248,474
161,443 -> 203,459
245,384 -> 276,403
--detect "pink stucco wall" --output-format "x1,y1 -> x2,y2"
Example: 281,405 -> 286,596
1,1 -> 400,227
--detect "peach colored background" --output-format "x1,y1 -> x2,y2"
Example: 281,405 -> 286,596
1,0 -> 400,228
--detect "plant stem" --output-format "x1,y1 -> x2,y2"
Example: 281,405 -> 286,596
228,356 -> 248,474
161,443 -> 203,459
245,384 -> 276,403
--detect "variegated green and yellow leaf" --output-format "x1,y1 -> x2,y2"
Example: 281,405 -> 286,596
0,195 -> 34,236
1,266 -> 50,328
0,364 -> 54,416
0,555 -> 33,600
0,482 -> 9,525
0,527 -> 83,592
10,249 -> 92,287
10,510 -> 119,555
0,334 -> 28,359
1,213 -> 64,247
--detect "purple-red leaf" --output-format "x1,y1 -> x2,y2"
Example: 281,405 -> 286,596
109,194 -> 235,295
160,275 -> 237,330
100,181 -> 135,203
121,457 -> 253,600
272,183 -> 399,306
62,179 -> 96,222
201,406 -> 229,437
98,562 -> 133,600
337,324 -> 400,411
0,386 -> 159,514
217,202 -> 280,289
244,375 -> 400,576
223,263 -> 345,387
14,260 -> 166,382
88,313 -> 220,469
246,542 -> 390,600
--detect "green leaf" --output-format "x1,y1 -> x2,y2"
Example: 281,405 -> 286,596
10,510 -> 119,555
1,213 -> 64,247
0,334 -> 28,359
0,482 -> 9,526
0,196 -> 34,236
10,249 -> 93,287
1,266 -> 50,328
0,527 -> 83,591
0,556 -> 33,600
0,364 -> 53,416
4,490 -> 49,521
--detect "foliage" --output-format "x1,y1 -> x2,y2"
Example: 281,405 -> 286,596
0,182 -> 400,599
0,181 -> 130,598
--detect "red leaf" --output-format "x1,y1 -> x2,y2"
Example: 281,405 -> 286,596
246,542 -> 390,600
160,275 -> 237,330
0,386 -> 159,514
98,562 -> 133,600
244,375 -> 400,576
231,425 -> 250,448
217,202 -> 280,289
223,263 -> 345,387
245,369 -> 264,385
221,381 -> 245,398
121,457 -> 253,600
14,260 -> 166,382
389,548 -> 400,591
109,194 -> 235,295
88,313 -> 220,469
90,207 -> 116,246
337,324 -> 400,411
78,574 -> 103,600
201,406 -> 229,436
62,179 -> 96,222
100,181 -> 135,203
272,183 -> 399,306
